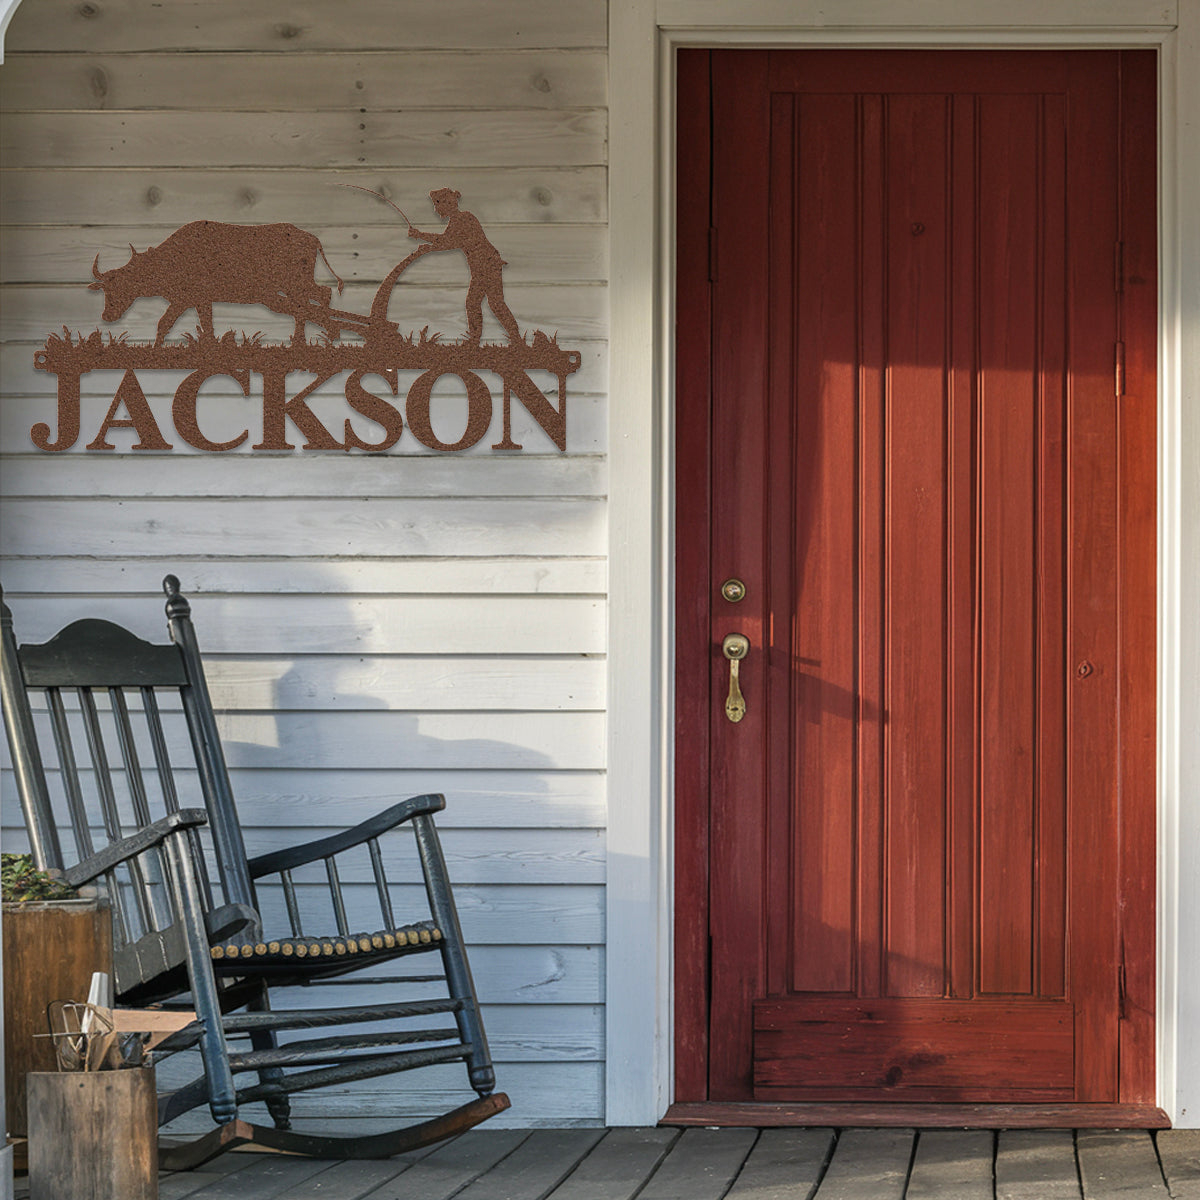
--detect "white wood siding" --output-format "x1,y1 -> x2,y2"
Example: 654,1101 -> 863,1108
0,0 -> 608,1127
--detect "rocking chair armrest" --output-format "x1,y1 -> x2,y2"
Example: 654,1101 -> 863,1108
246,793 -> 446,879
62,809 -> 209,889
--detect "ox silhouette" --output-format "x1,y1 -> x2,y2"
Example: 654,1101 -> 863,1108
89,221 -> 345,346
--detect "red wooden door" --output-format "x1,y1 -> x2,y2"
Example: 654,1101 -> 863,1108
675,49 -> 1157,1113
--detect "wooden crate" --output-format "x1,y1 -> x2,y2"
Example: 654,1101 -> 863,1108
27,1068 -> 157,1200
2,898 -> 114,1137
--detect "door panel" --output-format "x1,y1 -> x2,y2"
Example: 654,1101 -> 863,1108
675,49 -> 1157,1108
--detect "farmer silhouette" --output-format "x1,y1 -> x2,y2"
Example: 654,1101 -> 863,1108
406,188 -> 522,345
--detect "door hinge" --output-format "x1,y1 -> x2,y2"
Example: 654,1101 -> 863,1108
1114,240 -> 1125,294
708,227 -> 718,281
1115,341 -> 1126,398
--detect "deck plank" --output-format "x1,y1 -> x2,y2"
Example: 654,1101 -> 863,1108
1077,1130 -> 1170,1198
905,1130 -> 994,1200
279,1157 -> 424,1199
724,1127 -> 835,1199
166,1153 -> 333,1198
545,1127 -> 680,1199
995,1130 -> 1082,1200
1157,1130 -> 1200,1199
810,1129 -> 914,1200
637,1127 -> 759,1200
357,1129 -> 530,1200
157,1151 -> 247,1200
450,1128 -> 607,1200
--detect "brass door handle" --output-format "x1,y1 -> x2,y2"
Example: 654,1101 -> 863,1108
722,633 -> 750,723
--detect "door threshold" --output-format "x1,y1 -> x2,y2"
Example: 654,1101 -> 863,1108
662,1102 -> 1170,1129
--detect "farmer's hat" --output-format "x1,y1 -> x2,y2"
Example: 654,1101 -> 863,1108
429,187 -> 461,205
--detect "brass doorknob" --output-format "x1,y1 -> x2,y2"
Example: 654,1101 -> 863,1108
722,633 -> 750,722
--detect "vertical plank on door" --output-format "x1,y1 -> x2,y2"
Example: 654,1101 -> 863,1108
883,94 -> 950,999
976,92 -> 1041,999
708,49 -> 773,1101
784,92 -> 861,997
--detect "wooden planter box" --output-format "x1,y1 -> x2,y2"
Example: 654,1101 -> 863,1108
27,1067 -> 157,1200
2,898 -> 113,1138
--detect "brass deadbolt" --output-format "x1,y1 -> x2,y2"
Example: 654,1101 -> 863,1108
721,578 -> 747,603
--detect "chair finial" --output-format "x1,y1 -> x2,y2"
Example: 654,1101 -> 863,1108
163,574 -> 191,619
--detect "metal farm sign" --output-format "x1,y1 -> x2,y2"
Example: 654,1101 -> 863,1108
30,188 -> 581,453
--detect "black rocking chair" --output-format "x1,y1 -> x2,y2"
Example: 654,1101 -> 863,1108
0,576 -> 509,1167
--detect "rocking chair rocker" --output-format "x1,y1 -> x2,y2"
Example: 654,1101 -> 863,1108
0,577 -> 510,1167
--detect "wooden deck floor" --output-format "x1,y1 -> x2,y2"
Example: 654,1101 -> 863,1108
145,1126 -> 1200,1200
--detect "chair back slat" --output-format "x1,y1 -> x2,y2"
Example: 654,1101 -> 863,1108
77,689 -> 122,842
368,838 -> 397,930
142,689 -> 179,816
111,688 -> 153,829
45,687 -> 96,863
325,858 -> 350,936
281,870 -> 304,937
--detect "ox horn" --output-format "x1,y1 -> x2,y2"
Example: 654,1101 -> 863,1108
91,253 -> 103,279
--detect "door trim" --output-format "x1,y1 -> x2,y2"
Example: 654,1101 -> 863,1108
605,1 -> 1195,1127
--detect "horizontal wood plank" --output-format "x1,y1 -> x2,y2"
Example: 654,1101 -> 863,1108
0,498 -> 607,560
4,766 -> 609,829
0,556 -> 606,596
199,655 -> 607,712
0,592 -> 605,651
1,224 -> 608,285
0,50 -> 607,112
210,707 -> 605,771
4,705 -> 605,768
0,167 -> 608,226
237,826 -> 606,884
464,1003 -> 603,1062
6,0 -> 608,52
2,110 -> 607,169
0,452 -> 607,498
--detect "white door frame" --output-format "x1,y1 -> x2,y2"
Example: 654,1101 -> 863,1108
606,0 -> 1200,1127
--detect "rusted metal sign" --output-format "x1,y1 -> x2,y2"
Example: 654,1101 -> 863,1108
31,188 -> 581,453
